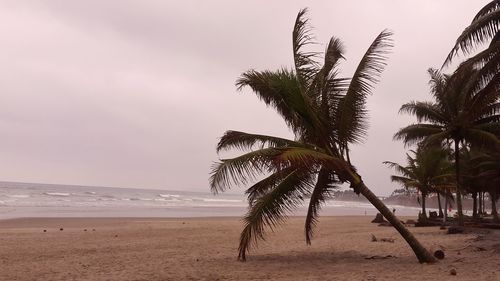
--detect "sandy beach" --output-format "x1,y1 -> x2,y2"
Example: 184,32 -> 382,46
1,216 -> 499,281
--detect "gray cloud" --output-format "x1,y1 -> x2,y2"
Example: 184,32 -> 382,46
0,1 -> 490,194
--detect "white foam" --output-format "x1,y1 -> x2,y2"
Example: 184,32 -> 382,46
159,194 -> 180,198
44,192 -> 70,196
7,194 -> 30,198
201,198 -> 242,203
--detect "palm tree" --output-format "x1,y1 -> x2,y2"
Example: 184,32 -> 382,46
394,66 -> 500,226
472,150 -> 500,221
384,146 -> 453,220
210,9 -> 436,263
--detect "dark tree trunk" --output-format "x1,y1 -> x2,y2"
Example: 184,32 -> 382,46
421,193 -> 427,219
482,192 -> 486,215
443,192 -> 448,224
437,193 -> 443,218
454,140 -> 464,226
490,191 -> 499,222
472,192 -> 478,218
478,191 -> 483,217
357,182 -> 436,263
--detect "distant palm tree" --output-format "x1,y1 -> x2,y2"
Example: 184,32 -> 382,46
394,67 -> 500,226
211,9 -> 436,263
384,146 -> 453,220
472,150 -> 500,221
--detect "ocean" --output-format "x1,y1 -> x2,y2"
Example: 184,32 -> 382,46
0,181 -> 423,219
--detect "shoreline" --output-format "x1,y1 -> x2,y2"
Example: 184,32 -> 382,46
1,216 -> 499,280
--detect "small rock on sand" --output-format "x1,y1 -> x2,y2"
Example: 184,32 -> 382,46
450,268 -> 457,275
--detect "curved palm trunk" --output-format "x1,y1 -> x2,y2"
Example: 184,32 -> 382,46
357,182 -> 436,263
454,140 -> 464,226
437,193 -> 443,218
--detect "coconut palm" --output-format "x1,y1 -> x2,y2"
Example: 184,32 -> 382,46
384,146 -> 453,220
210,9 -> 436,263
394,67 -> 500,226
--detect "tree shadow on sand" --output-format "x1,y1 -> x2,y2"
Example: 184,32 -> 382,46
243,249 -> 414,266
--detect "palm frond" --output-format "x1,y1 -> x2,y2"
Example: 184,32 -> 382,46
245,166 -> 298,205
337,30 -> 393,145
463,128 -> 500,149
444,6 -> 500,65
399,101 -> 447,124
238,170 -> 313,261
304,168 -> 335,244
292,8 -> 319,90
393,124 -> 444,146
216,130 -> 309,153
473,1 -> 500,21
209,147 -> 277,193
383,161 -> 413,177
236,69 -> 316,136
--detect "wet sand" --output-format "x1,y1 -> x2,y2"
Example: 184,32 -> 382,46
1,216 -> 499,280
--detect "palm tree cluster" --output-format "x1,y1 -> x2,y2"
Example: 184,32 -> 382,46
384,145 -> 453,220
393,0 -> 500,226
210,9 -> 436,263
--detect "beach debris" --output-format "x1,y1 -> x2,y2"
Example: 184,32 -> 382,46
59,228 -> 64,231
447,226 -> 464,234
43,229 -> 47,232
433,250 -> 445,260
84,229 -> 87,232
114,234 -> 118,238
370,234 -> 395,243
450,268 -> 457,275
371,213 -> 386,223
429,211 -> 438,218
364,255 -> 396,260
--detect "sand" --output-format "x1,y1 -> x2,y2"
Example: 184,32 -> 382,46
1,216 -> 499,281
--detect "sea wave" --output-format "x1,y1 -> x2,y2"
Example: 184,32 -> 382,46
44,192 -> 71,197
159,194 -> 181,198
7,194 -> 30,198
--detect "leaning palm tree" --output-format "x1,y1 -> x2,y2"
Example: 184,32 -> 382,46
210,9 -> 436,263
394,67 -> 500,226
384,146 -> 453,220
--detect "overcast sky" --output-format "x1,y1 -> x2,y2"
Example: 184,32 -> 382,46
0,1 -> 490,195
